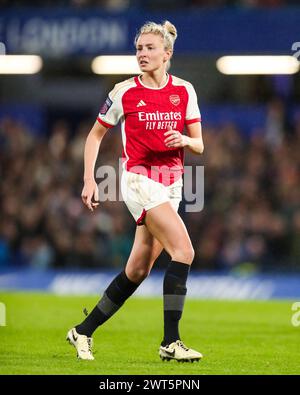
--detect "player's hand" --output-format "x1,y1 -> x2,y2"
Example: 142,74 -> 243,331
81,178 -> 99,212
164,125 -> 188,148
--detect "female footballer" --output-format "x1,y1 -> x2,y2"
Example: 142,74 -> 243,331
67,20 -> 204,362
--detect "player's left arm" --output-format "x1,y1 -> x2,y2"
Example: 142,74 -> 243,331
164,122 -> 204,154
184,121 -> 204,154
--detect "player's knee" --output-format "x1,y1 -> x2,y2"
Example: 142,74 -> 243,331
172,246 -> 195,265
131,267 -> 150,283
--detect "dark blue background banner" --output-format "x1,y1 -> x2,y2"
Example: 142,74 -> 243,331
1,268 -> 300,299
0,8 -> 299,56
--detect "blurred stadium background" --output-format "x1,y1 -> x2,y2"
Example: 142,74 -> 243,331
1,0 -> 300,299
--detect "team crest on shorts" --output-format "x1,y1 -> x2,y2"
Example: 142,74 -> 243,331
169,94 -> 180,106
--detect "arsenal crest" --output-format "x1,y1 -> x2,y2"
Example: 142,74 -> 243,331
169,94 -> 180,106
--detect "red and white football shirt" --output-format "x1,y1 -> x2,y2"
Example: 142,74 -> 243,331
97,74 -> 201,186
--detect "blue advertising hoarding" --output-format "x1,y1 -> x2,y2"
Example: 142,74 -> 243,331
1,268 -> 300,300
0,8 -> 299,56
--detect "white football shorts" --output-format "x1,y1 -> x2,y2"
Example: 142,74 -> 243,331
121,170 -> 183,225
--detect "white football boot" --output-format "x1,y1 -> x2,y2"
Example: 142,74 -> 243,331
159,340 -> 203,362
66,327 -> 94,360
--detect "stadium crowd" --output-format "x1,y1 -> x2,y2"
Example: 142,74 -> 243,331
0,98 -> 299,273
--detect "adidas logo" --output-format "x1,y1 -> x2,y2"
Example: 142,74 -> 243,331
137,100 -> 146,107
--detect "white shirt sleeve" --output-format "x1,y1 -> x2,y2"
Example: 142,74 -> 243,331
97,84 -> 124,128
185,84 -> 201,124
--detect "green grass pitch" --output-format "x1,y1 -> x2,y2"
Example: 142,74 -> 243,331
0,292 -> 299,375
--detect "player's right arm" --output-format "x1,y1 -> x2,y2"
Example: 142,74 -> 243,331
82,121 -> 109,211
82,80 -> 129,211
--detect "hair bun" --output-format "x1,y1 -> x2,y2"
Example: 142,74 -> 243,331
163,20 -> 178,42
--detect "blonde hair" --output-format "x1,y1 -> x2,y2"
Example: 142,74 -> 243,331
134,21 -> 177,70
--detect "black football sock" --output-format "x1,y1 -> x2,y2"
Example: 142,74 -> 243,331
75,270 -> 140,337
161,260 -> 190,346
